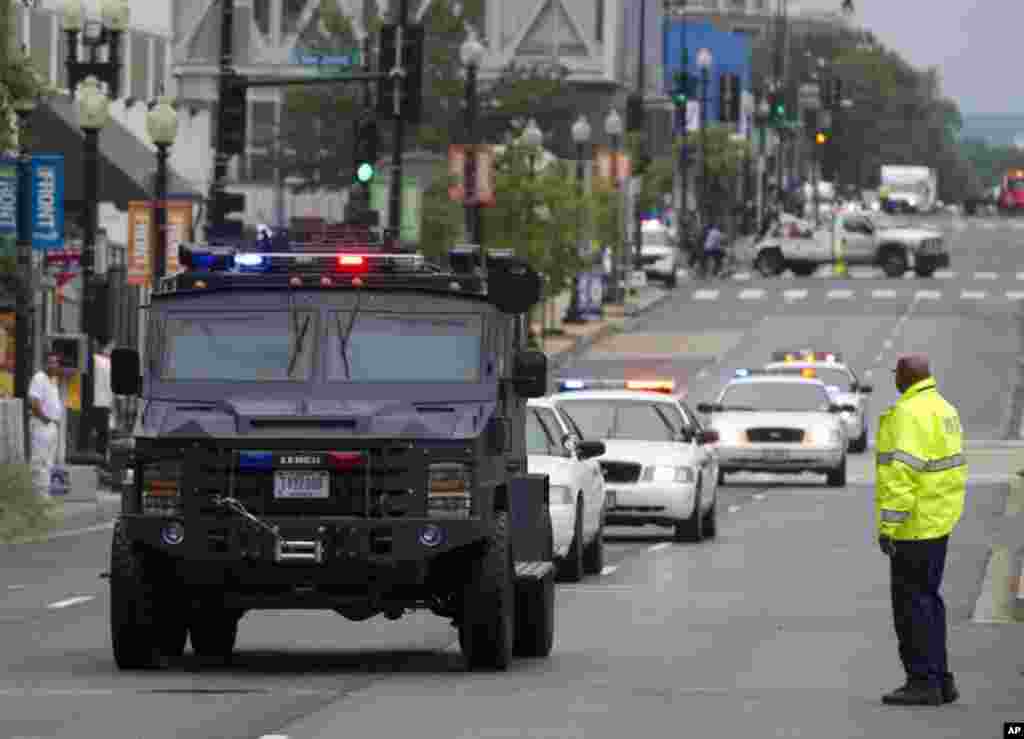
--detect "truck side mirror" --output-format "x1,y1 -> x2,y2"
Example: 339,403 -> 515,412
111,347 -> 142,396
576,440 -> 606,460
696,402 -> 714,414
507,350 -> 547,398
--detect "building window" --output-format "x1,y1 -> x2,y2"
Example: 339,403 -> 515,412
253,0 -> 271,37
595,0 -> 603,42
282,0 -> 306,34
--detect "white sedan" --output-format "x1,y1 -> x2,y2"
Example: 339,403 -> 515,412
527,398 -> 608,582
549,380 -> 719,543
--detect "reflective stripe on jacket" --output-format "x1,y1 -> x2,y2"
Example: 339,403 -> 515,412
875,377 -> 967,540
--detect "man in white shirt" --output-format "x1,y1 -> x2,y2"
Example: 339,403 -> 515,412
92,341 -> 114,459
29,351 -> 64,499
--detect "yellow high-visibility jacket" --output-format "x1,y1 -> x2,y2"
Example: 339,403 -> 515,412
875,377 -> 967,540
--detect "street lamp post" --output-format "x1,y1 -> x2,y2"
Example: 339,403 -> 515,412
521,119 -> 545,340
61,0 -> 129,99
696,48 -> 712,226
565,114 -> 592,323
146,96 -> 179,285
75,76 -> 110,458
604,108 -> 624,304
756,97 -> 771,227
460,29 -> 485,246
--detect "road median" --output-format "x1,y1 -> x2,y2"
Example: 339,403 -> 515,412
972,457 -> 1024,623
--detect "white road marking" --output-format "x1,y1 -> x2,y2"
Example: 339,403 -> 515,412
982,222 -> 996,230
738,288 -> 765,300
648,542 -> 672,552
914,289 -> 942,300
727,505 -> 741,513
883,339 -> 893,349
826,289 -> 854,300
875,353 -> 884,363
1007,291 -> 1024,300
871,289 -> 898,299
961,290 -> 987,300
47,595 -> 95,610
1017,272 -> 1024,281
7,585 -> 26,591
733,272 -> 752,281
864,369 -> 873,377
933,270 -> 955,279
693,289 -> 719,301
753,493 -> 765,501
697,369 -> 708,379
974,271 -> 999,280
600,565 -> 618,576
783,289 -> 807,301
259,736 -> 291,739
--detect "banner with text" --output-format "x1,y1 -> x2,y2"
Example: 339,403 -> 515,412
30,154 -> 63,251
127,201 -> 152,286
164,201 -> 194,277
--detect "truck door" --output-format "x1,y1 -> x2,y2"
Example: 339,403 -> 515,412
839,215 -> 876,263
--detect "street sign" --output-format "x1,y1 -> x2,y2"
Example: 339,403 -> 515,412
29,155 -> 64,251
696,48 -> 712,68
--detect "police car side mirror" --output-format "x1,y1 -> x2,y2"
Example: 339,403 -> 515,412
698,429 -> 719,445
111,347 -> 142,396
576,440 -> 606,460
696,402 -> 715,414
858,383 -> 873,394
506,350 -> 547,398
840,404 -> 858,413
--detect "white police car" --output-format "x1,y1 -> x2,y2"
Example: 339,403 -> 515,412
763,350 -> 873,453
526,398 -> 608,581
697,369 -> 853,487
548,379 -> 719,543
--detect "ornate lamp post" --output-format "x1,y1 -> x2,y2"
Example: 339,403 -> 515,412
61,0 -> 129,99
604,108 -> 624,304
75,76 -> 110,457
696,48 -> 713,226
565,115 -> 592,323
460,29 -> 485,246
146,96 -> 179,284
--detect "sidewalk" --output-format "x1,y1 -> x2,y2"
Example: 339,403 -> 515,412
974,454 -> 1024,623
10,284 -> 673,544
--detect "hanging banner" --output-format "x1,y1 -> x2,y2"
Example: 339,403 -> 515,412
165,200 -> 194,276
469,145 -> 496,208
594,148 -> 631,186
30,154 -> 64,251
127,200 -> 152,286
448,145 -> 466,203
0,158 -> 16,261
0,311 -> 14,398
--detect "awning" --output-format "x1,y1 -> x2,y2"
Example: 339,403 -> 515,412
27,97 -> 202,212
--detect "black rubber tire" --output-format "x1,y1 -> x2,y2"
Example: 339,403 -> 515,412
162,622 -> 189,659
665,272 -> 678,288
459,511 -> 515,671
582,516 -> 604,576
849,428 -> 868,454
674,488 -> 703,543
110,521 -> 162,670
557,499 -> 585,583
827,458 -> 847,487
702,498 -> 717,539
914,265 -> 936,278
513,574 -> 555,658
790,263 -> 817,277
880,248 -> 908,278
190,610 -> 240,660
755,250 -> 784,277
717,468 -> 727,486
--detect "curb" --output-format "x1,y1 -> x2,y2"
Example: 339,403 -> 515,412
548,290 -> 673,372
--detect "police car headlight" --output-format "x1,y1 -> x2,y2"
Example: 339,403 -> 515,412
643,466 -> 695,484
715,428 -> 744,445
549,484 -> 574,505
807,425 -> 841,446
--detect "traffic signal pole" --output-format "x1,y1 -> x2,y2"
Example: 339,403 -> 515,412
208,0 -> 234,233
387,0 -> 410,248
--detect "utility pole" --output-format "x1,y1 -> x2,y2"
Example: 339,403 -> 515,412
387,0 -> 409,248
209,0 -> 234,234
774,0 -> 788,206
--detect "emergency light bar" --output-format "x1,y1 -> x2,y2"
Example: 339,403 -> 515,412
766,366 -> 819,379
557,378 -> 676,394
770,349 -> 842,362
179,243 -> 425,276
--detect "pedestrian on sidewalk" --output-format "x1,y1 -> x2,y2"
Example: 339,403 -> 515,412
92,339 -> 114,462
876,354 -> 967,706
701,220 -> 724,278
28,351 -> 64,499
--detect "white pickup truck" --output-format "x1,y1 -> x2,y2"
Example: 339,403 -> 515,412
751,212 -> 950,278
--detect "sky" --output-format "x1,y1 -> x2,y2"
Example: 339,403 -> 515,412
840,0 -> 1024,114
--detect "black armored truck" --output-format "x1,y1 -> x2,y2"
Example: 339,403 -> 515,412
107,238 -> 555,671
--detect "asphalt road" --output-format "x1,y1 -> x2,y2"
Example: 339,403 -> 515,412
1,214 -> 1023,739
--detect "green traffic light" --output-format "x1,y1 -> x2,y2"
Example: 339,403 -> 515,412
356,163 -> 374,183
672,93 -> 687,107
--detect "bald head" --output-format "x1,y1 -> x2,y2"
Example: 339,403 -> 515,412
895,354 -> 931,393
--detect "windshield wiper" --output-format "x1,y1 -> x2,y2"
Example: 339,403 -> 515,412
336,293 -> 363,380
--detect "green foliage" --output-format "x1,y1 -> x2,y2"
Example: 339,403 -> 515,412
418,164 -> 464,262
680,125 -> 750,219
0,464 -> 61,544
958,138 -> 1024,194
0,2 -> 47,155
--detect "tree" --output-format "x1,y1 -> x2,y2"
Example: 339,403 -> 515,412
680,125 -> 750,222
0,2 -> 46,155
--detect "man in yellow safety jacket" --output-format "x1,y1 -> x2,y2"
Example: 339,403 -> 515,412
876,354 -> 967,706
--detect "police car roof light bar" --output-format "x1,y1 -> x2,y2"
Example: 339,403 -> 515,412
557,378 -> 675,394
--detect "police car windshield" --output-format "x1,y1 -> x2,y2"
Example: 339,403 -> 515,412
162,312 -> 315,381
720,382 -> 832,412
555,400 -> 682,441
327,312 -> 483,382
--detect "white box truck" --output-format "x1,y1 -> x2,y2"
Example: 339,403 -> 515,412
879,166 -> 938,213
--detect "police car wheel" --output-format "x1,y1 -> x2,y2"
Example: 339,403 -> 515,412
849,429 -> 869,453
189,609 -> 240,660
110,522 -> 163,670
557,499 -> 585,583
460,511 -> 515,670
582,518 -> 605,575
702,499 -> 717,539
826,458 -> 847,487
673,488 -> 703,543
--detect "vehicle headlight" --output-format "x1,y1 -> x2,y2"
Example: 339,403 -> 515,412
427,463 -> 472,518
642,466 -> 696,484
715,428 -> 745,445
549,484 -> 575,505
806,425 -> 841,446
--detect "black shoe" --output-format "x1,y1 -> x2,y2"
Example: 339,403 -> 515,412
882,681 -> 943,706
942,674 -> 959,704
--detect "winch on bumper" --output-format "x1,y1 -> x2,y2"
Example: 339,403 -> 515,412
717,444 -> 843,473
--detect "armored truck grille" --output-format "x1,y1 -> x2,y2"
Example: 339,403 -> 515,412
746,428 -> 804,443
600,461 -> 643,484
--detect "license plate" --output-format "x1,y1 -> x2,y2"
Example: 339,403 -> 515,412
762,449 -> 791,460
273,471 -> 330,499
605,490 -> 617,508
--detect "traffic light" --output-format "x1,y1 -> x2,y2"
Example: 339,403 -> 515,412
377,24 -> 425,123
829,78 -> 843,108
769,92 -> 785,123
671,71 -> 691,107
352,116 -> 378,184
219,73 -> 248,156
815,131 -> 828,145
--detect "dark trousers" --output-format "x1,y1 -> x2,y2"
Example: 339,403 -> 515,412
889,536 -> 950,686
88,407 -> 111,460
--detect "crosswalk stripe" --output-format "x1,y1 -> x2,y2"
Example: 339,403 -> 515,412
693,289 -> 719,300
1016,272 -> 1024,281
915,290 -> 942,300
934,270 -> 955,279
733,272 -> 752,281
974,272 -> 999,280
783,289 -> 807,301
871,289 -> 898,298
961,290 -> 987,300
1006,291 -> 1024,300
738,288 -> 765,300
827,289 -> 854,299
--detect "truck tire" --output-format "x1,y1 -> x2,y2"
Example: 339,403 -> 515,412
110,521 -> 162,670
460,511 -> 515,671
556,499 -> 584,583
513,574 -> 555,658
190,609 -> 241,660
755,249 -> 784,277
790,263 -> 817,277
849,428 -> 868,453
879,246 -> 907,278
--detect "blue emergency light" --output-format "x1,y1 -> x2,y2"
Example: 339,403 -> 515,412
238,450 -> 274,471
557,378 -> 676,394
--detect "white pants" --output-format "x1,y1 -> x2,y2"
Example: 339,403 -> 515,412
30,418 -> 59,499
